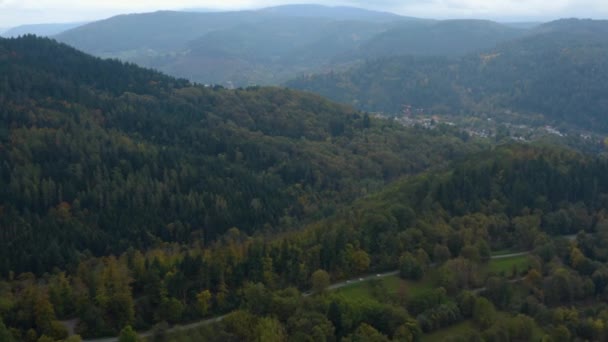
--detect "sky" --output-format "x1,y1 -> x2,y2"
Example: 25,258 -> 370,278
1,0 -> 607,28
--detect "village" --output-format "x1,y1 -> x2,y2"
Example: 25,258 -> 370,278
371,104 -> 606,152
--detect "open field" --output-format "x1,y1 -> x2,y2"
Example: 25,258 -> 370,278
491,249 -> 520,256
422,321 -> 474,342
422,312 -> 545,341
336,274 -> 435,302
485,254 -> 532,276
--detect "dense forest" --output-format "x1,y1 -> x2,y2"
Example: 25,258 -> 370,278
288,19 -> 608,133
0,36 -> 484,275
3,134 -> 608,341
2,34 -> 608,342
341,19 -> 525,61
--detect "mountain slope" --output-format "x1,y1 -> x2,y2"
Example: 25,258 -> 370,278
54,11 -> 266,54
0,36 -> 484,275
288,19 -> 608,132
347,19 -> 526,59
54,5 -> 403,56
148,17 -> 391,85
258,4 -> 402,21
53,7 -> 407,86
53,7 -> 529,87
1,22 -> 86,38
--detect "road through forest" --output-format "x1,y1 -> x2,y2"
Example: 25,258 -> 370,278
81,250 -> 538,341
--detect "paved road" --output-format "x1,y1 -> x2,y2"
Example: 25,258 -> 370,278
328,270 -> 400,291
471,277 -> 526,294
82,271 -> 402,342
83,315 -> 227,342
490,251 -> 530,259
74,232 -> 586,342
82,251 -> 535,341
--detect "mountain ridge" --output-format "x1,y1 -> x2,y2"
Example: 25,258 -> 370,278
287,18 -> 608,133
54,8 -> 526,87
2,22 -> 87,38
258,4 -> 404,21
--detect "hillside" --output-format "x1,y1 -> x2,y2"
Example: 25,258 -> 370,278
287,19 -> 608,133
53,6 -> 408,86
53,6 -> 527,87
1,22 -> 86,38
54,10 -> 265,54
2,37 -> 607,342
147,17 -> 391,85
258,4 -> 402,21
3,123 -> 607,340
1,15 -> 608,342
344,19 -> 526,60
54,5 -> 402,56
0,36 -> 484,277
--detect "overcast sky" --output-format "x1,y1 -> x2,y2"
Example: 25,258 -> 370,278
1,0 -> 607,27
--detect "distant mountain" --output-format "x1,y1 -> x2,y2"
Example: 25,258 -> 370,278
145,17 -> 393,85
180,7 -> 224,13
502,21 -> 543,29
343,19 -> 526,60
53,6 -> 414,86
288,19 -> 608,132
55,11 -> 266,54
2,22 -> 87,37
534,17 -> 608,36
258,4 -> 403,21
54,5 -> 404,55
55,6 -> 531,87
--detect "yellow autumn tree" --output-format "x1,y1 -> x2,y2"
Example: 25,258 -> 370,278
196,290 -> 212,316
95,257 -> 135,331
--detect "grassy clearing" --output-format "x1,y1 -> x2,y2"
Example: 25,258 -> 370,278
491,248 -> 520,256
422,311 -> 545,341
422,321 -> 474,342
485,254 -> 531,276
336,275 -> 434,302
383,275 -> 433,297
333,268 -> 548,342
335,281 -> 373,300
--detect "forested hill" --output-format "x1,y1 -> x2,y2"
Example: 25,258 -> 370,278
53,7 -> 526,87
1,22 -> 86,38
342,19 -> 525,60
0,36 -> 483,275
288,19 -> 608,133
52,7 -> 409,86
53,6 -> 401,56
289,143 -> 608,290
258,4 -> 402,21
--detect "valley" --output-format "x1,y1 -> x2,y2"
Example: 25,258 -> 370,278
288,19 -> 608,135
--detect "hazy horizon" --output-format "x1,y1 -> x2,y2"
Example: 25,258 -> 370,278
1,0 -> 607,28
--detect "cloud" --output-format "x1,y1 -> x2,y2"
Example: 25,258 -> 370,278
377,0 -> 608,20
1,0 -> 607,27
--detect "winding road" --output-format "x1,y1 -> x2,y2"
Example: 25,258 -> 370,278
328,270 -> 400,291
81,270 -> 402,342
489,251 -> 530,259
80,254 -> 532,341
80,250 -> 541,341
